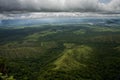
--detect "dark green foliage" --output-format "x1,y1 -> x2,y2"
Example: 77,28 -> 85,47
0,24 -> 120,80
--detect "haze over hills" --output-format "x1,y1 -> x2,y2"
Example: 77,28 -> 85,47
0,12 -> 120,28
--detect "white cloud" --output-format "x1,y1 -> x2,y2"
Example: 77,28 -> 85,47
0,12 -> 120,20
0,0 -> 120,12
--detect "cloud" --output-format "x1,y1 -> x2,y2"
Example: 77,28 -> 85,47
1,12 -> 120,20
0,0 -> 120,12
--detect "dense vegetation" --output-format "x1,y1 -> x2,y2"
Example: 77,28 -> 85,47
0,22 -> 120,80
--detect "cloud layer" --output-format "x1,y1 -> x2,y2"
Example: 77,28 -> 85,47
1,12 -> 120,20
0,0 -> 120,12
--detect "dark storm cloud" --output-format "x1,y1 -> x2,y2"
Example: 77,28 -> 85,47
0,0 -> 21,11
0,0 -> 120,12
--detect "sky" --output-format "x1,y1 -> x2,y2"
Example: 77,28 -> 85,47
0,0 -> 120,13
99,0 -> 111,3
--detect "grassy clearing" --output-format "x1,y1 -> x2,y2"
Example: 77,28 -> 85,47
83,24 -> 120,32
93,27 -> 120,32
73,29 -> 86,35
25,32 -> 41,41
63,43 -> 75,49
25,31 -> 58,41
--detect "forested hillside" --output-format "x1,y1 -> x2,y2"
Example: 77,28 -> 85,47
0,23 -> 120,80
